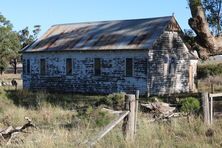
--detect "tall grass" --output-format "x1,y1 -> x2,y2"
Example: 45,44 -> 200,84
1,88 -> 222,147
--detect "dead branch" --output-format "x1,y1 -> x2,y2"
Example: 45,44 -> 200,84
0,117 -> 36,145
141,99 -> 175,115
140,98 -> 179,121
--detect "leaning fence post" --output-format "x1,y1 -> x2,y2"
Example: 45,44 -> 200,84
122,94 -> 135,142
202,92 -> 210,125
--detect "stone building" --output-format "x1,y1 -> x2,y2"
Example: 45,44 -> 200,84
22,16 -> 198,96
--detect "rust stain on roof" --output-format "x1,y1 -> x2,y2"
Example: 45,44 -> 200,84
23,16 -> 178,52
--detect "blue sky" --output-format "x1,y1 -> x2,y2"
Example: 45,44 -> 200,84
1,0 -> 191,36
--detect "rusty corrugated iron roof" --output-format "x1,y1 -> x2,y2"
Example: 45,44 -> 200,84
23,16 -> 176,52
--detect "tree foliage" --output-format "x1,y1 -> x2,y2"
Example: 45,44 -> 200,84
202,0 -> 222,35
187,0 -> 222,59
0,12 -> 40,74
0,13 -> 20,74
18,25 -> 40,49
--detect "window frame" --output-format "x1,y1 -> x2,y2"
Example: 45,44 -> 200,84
94,58 -> 101,76
40,59 -> 46,75
27,59 -> 30,75
168,57 -> 176,75
66,58 -> 73,75
23,59 -> 31,75
125,58 -> 133,77
23,59 -> 26,75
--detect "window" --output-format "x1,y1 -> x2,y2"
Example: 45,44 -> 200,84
23,59 -> 26,74
66,58 -> 72,75
169,57 -> 176,74
126,58 -> 133,77
144,59 -> 148,75
163,55 -> 169,76
23,59 -> 30,75
27,59 -> 30,74
94,58 -> 101,76
40,59 -> 46,75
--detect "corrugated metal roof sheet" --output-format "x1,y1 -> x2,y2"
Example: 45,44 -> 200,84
23,16 -> 175,52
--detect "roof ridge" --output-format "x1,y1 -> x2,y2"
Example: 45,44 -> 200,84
51,16 -> 173,27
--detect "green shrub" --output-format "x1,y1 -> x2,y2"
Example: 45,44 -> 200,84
78,106 -> 114,127
95,93 -> 125,110
180,97 -> 200,114
95,110 -> 112,127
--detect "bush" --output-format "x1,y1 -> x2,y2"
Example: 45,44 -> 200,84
78,106 -> 114,127
180,97 -> 200,114
96,93 -> 125,110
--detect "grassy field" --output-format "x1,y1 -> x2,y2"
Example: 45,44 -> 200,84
0,73 -> 222,147
0,88 -> 222,147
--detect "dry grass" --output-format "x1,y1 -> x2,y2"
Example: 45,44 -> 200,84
0,73 -> 22,89
1,89 -> 222,147
197,76 -> 222,93
0,73 -> 21,79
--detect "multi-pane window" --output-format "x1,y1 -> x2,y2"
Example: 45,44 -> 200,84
23,59 -> 26,74
66,58 -> 73,75
94,58 -> 101,76
23,59 -> 30,75
27,59 -> 30,74
126,58 -> 133,77
40,59 -> 46,75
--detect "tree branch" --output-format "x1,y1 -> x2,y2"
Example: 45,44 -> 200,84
188,0 -> 222,59
0,117 -> 36,145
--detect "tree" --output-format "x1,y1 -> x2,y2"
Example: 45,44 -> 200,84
0,13 -> 20,74
18,25 -> 41,49
0,13 -> 40,74
202,0 -> 222,35
10,25 -> 41,74
188,0 -> 222,59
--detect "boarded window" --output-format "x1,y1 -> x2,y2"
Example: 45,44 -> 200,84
40,59 -> 46,75
126,58 -> 133,77
94,58 -> 101,76
27,59 -> 30,74
23,60 -> 26,74
66,58 -> 72,75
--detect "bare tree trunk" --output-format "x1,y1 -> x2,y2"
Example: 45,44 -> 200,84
10,59 -> 17,74
0,68 -> 3,75
188,0 -> 222,59
13,59 -> 17,74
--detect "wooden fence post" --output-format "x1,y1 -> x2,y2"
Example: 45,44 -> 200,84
135,90 -> 139,135
210,96 -> 213,125
202,92 -> 210,125
122,94 -> 135,142
211,83 -> 214,93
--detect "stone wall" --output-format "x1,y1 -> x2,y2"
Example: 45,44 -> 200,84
23,50 -> 148,95
22,31 -> 197,96
148,31 -> 197,95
